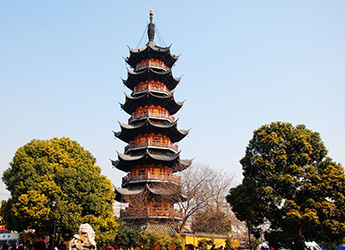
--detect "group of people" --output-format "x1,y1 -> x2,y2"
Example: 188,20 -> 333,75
0,239 -> 66,250
185,244 -> 195,250
105,245 -> 140,250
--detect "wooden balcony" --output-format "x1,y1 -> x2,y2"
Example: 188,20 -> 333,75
122,172 -> 181,185
136,60 -> 170,71
129,110 -> 175,123
125,140 -> 178,152
120,207 -> 182,219
133,84 -> 172,95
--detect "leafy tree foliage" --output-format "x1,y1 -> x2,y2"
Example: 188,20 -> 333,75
227,122 -> 345,249
172,233 -> 184,250
198,239 -> 214,250
141,229 -> 158,250
192,210 -> 232,234
114,221 -> 141,248
140,230 -> 182,250
225,236 -> 240,250
2,137 -> 118,244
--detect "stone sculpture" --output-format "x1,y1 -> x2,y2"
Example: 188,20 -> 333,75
69,223 -> 97,250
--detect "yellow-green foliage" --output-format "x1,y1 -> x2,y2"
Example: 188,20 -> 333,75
141,230 -> 183,250
250,237 -> 261,250
141,229 -> 159,250
172,234 -> 184,250
225,236 -> 240,250
1,137 -> 118,244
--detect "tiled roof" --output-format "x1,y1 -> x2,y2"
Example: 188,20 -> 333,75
141,223 -> 177,236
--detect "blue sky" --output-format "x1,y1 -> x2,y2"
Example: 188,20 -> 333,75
1,1 -> 344,201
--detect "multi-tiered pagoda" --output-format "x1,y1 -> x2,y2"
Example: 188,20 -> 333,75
112,9 -> 192,228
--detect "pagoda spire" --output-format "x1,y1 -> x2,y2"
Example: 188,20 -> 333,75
148,6 -> 155,42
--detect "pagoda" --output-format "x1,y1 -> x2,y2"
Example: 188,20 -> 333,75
112,9 -> 192,229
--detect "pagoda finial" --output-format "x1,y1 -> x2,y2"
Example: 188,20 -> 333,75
150,5 -> 153,22
148,5 -> 155,42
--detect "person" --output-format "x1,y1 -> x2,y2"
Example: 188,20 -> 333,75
17,244 -> 24,250
185,245 -> 194,250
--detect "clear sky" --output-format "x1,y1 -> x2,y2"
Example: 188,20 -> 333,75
1,1 -> 344,201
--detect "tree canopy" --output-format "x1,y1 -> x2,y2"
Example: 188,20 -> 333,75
114,221 -> 141,248
227,122 -> 345,249
2,137 -> 118,245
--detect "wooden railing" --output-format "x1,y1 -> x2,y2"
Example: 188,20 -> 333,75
129,110 -> 175,123
120,207 -> 182,218
136,59 -> 170,71
125,140 -> 178,152
122,172 -> 181,185
133,84 -> 171,94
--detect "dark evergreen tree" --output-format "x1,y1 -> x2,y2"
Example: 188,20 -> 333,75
227,122 -> 345,249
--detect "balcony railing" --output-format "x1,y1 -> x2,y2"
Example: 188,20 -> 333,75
136,60 -> 170,71
133,84 -> 172,95
129,110 -> 175,123
120,207 -> 182,219
122,172 -> 181,185
125,140 -> 178,152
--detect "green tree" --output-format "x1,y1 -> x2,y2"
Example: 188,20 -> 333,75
1,137 -> 118,245
227,122 -> 345,249
114,221 -> 141,248
192,210 -> 232,234
225,236 -> 235,250
156,231 -> 173,250
141,230 -> 174,250
141,229 -> 158,250
172,233 -> 184,250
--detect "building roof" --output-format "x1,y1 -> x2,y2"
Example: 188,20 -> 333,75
120,92 -> 184,115
123,67 -> 181,91
125,7 -> 178,70
111,151 -> 192,172
141,223 -> 177,236
114,120 -> 189,143
114,184 -> 187,201
125,42 -> 179,69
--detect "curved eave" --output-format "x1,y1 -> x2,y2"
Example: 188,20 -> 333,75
115,184 -> 186,202
111,151 -> 183,172
121,92 -> 184,115
147,185 -> 187,202
114,187 -> 144,202
115,120 -> 189,143
172,159 -> 193,172
126,43 -> 179,69
123,68 -> 181,91
121,215 -> 181,221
